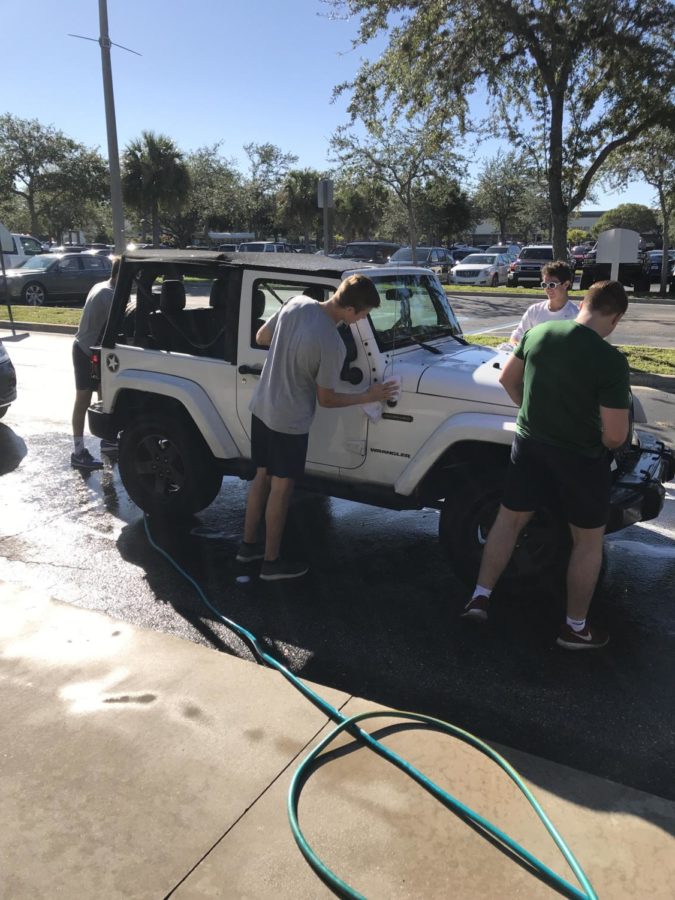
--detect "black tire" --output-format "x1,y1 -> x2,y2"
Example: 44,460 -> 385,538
507,278 -> 518,288
633,274 -> 649,293
439,467 -> 571,588
491,273 -> 499,287
0,406 -> 7,419
118,412 -> 222,518
22,281 -> 47,305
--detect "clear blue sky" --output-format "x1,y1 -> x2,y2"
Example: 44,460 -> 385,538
4,0 -> 650,211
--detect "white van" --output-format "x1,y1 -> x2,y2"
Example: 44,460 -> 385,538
2,233 -> 44,269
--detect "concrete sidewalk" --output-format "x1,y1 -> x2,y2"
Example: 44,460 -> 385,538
2,579 -> 675,899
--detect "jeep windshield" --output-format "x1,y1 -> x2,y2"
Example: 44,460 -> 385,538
366,272 -> 463,351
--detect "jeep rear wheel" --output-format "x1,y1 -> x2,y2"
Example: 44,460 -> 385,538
119,413 -> 222,518
439,469 -> 571,588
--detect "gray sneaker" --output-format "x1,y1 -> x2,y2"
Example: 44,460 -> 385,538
71,448 -> 103,470
236,541 -> 265,563
259,559 -> 309,582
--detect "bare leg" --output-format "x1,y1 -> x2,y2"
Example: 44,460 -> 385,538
476,505 -> 534,589
72,388 -> 93,440
243,468 -> 271,544
566,524 -> 605,620
263,476 -> 295,561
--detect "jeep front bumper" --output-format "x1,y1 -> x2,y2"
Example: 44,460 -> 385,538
607,432 -> 674,534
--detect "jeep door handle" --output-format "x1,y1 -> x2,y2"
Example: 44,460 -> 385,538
238,364 -> 263,376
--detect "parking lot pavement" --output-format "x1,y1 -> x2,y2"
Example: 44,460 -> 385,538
4,579 -> 675,899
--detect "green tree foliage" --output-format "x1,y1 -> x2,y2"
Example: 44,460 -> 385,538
160,144 -> 244,247
122,131 -> 190,247
277,168 -> 322,247
243,143 -> 298,237
567,228 -> 592,245
415,177 -> 474,244
0,113 -> 108,237
592,204 -> 658,238
472,151 -> 539,242
333,174 -> 389,241
333,0 -> 675,259
608,128 -> 675,293
332,112 -> 461,254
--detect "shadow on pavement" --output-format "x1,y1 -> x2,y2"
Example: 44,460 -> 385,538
115,487 -> 675,836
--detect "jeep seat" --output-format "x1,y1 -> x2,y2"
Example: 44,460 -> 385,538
148,280 -> 194,354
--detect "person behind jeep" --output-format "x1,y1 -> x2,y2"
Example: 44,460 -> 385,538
462,280 -> 630,650
237,274 -> 398,581
509,261 -> 577,346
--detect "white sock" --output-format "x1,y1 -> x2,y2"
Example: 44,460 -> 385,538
566,616 -> 586,632
472,585 -> 492,600
74,437 -> 85,453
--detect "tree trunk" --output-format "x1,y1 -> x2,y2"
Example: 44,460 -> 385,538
548,91 -> 569,260
407,195 -> 418,263
659,187 -> 670,297
152,198 -> 160,248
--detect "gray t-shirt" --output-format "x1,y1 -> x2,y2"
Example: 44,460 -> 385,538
75,279 -> 115,355
250,297 -> 346,434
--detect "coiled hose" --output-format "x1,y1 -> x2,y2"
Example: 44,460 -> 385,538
144,516 -> 597,899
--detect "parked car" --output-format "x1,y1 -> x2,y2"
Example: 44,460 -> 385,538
217,243 -> 238,252
386,246 -> 453,282
0,338 -> 17,419
484,243 -> 521,262
507,245 -> 556,287
645,250 -> 675,283
331,241 -> 401,264
448,246 -> 483,264
570,244 -> 593,270
237,241 -> 296,253
4,253 -> 112,306
450,253 -> 510,286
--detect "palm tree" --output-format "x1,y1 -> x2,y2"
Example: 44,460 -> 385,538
122,131 -> 190,246
278,168 -> 321,249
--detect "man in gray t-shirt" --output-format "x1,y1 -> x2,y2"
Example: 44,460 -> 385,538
238,274 -> 397,582
70,257 -> 119,470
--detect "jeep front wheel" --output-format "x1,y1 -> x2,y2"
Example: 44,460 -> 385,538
438,469 -> 570,588
119,413 -> 222,518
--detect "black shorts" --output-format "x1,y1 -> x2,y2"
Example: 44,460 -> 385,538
501,434 -> 611,529
72,341 -> 95,391
251,415 -> 309,480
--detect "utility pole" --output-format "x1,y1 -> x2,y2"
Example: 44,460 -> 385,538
70,2 -> 140,254
98,0 -> 125,254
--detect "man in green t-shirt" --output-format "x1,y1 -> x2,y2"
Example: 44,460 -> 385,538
461,280 -> 631,650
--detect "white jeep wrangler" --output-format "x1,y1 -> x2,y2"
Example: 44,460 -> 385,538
88,249 -> 673,584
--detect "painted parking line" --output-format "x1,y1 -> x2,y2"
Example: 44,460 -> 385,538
461,321 -> 520,336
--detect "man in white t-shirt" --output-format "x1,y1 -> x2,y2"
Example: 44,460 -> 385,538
509,261 -> 577,346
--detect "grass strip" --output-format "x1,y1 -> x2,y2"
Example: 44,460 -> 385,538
469,333 -> 675,377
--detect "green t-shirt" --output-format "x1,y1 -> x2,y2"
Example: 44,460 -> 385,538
513,319 -> 630,457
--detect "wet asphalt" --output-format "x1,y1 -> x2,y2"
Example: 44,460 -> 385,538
1,332 -> 674,808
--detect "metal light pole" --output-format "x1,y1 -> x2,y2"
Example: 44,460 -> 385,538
98,0 -> 125,253
70,2 -> 139,254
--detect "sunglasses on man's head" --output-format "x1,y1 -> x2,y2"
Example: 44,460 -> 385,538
541,281 -> 561,289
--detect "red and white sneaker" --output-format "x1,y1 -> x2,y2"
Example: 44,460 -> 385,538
556,623 -> 609,650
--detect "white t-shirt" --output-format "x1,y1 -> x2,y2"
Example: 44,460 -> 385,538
510,298 -> 578,345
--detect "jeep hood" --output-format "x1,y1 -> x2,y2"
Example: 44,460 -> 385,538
395,344 -> 515,406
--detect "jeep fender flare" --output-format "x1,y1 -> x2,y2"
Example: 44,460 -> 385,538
394,412 -> 517,496
110,370 -> 240,459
